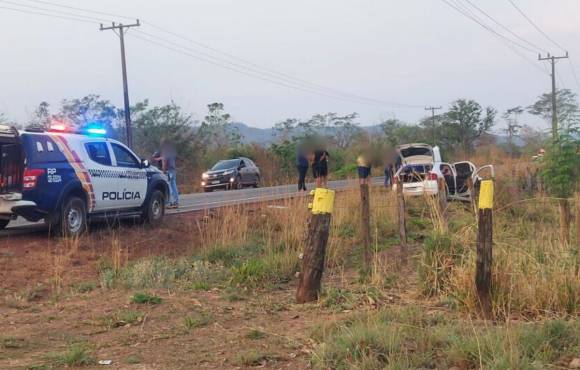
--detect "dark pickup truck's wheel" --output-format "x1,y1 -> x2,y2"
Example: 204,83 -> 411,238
253,176 -> 260,188
143,190 -> 165,225
60,196 -> 87,238
0,219 -> 9,231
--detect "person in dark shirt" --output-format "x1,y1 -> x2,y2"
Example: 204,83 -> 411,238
296,147 -> 309,191
312,149 -> 329,188
154,140 -> 179,209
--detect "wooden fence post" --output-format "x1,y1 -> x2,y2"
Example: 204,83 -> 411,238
437,178 -> 448,228
296,188 -> 335,304
476,180 -> 494,320
360,183 -> 372,273
396,182 -> 407,259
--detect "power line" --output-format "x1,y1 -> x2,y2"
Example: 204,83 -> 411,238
4,0 -> 424,109
507,0 -> 566,52
568,60 -> 580,94
538,52 -> 569,140
0,3 -> 95,23
441,0 -> 547,75
15,0 -> 133,21
441,0 -> 537,54
0,0 -> 107,22
100,20 -> 141,148
133,29 -> 422,109
128,31 -> 421,109
143,22 -> 422,108
505,0 -> 579,94
462,0 -> 548,53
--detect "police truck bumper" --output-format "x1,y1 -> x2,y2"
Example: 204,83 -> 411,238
0,195 -> 40,221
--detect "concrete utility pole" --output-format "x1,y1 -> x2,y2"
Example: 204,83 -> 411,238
100,20 -> 141,148
425,106 -> 442,144
538,52 -> 569,141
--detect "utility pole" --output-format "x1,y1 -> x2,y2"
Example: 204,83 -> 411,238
538,52 -> 569,141
425,106 -> 442,144
100,20 -> 140,148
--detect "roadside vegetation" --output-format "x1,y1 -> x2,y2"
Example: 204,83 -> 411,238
0,91 -> 578,368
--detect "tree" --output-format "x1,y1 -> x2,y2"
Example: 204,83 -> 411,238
328,112 -> 361,149
130,100 -> 196,162
442,99 -> 496,154
502,106 -> 524,157
273,118 -> 299,142
29,101 -> 51,129
528,89 -> 580,133
541,131 -> 579,243
198,102 -> 240,150
56,94 -> 121,136
381,118 -> 425,147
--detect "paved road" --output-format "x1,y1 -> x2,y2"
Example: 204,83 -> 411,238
1,177 -> 385,236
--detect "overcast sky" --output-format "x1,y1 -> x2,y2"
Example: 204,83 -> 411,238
1,0 -> 579,131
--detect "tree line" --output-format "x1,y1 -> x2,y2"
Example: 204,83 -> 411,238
0,90 -> 577,188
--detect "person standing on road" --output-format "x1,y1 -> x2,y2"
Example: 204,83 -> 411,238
155,140 -> 179,209
296,146 -> 309,191
312,148 -> 330,188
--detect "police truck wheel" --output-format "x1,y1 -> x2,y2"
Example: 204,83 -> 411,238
60,197 -> 87,238
253,176 -> 260,188
143,190 -> 165,225
0,219 -> 9,231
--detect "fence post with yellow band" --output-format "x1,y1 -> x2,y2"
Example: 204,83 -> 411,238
297,188 -> 335,303
476,179 -> 494,319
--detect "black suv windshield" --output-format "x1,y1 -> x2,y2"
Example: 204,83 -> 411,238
211,159 -> 239,171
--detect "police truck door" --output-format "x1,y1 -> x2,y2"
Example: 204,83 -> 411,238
110,142 -> 147,209
84,141 -> 119,210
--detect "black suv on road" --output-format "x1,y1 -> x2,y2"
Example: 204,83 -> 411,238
201,158 -> 260,192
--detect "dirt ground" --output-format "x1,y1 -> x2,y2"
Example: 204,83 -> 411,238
0,211 -> 390,370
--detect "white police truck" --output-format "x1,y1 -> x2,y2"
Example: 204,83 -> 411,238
0,124 -> 169,237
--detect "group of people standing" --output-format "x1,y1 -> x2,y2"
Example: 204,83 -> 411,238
296,146 -> 330,190
296,145 -> 398,191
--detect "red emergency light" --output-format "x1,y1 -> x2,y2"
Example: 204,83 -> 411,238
49,119 -> 71,132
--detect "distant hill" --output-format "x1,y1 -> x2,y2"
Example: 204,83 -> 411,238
232,122 -> 384,145
232,122 -> 522,147
231,122 -> 276,145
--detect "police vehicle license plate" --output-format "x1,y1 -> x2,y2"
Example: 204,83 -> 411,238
212,180 -> 220,184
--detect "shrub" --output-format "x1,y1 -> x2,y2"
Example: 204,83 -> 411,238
50,343 -> 94,367
131,292 -> 162,305
311,307 -> 580,369
418,233 -> 463,296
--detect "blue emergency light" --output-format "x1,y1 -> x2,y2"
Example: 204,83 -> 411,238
85,127 -> 107,136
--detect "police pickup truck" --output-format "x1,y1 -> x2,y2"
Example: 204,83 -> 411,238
0,124 -> 169,237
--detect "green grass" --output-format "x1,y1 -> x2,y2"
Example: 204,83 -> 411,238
1,337 -> 26,349
417,232 -> 463,296
183,312 -> 212,330
310,307 -> 580,370
131,292 -> 162,305
320,287 -> 355,311
74,281 -> 96,293
236,350 -> 271,366
49,343 -> 94,367
99,310 -> 144,328
125,355 -> 141,364
246,329 -> 267,340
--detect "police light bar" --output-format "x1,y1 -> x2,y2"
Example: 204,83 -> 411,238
85,127 -> 107,136
50,123 -> 68,132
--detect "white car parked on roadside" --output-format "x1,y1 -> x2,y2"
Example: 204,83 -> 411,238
392,143 -> 494,202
